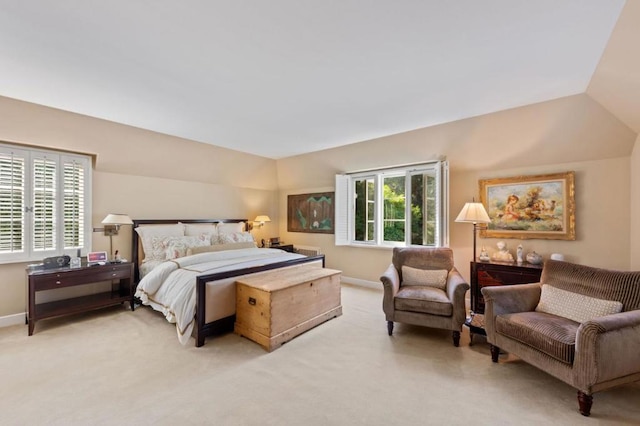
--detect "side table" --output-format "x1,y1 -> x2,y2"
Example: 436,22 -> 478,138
466,260 -> 543,345
27,262 -> 135,335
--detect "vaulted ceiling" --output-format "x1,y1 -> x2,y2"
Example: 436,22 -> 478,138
0,1 -> 632,159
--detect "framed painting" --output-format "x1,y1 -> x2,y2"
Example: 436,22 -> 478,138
287,192 -> 334,234
479,171 -> 575,240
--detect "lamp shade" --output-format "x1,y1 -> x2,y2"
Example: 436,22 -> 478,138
455,202 -> 490,224
101,214 -> 133,225
254,215 -> 271,223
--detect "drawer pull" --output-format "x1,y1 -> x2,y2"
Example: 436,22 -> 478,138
56,281 -> 61,285
248,297 -> 256,305
112,273 -> 117,277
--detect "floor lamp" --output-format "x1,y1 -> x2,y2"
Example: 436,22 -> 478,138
455,201 -> 491,319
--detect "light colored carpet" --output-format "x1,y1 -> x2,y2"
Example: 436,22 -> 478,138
1,284 -> 638,425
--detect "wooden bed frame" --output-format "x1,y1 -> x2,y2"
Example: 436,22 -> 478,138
131,218 -> 326,347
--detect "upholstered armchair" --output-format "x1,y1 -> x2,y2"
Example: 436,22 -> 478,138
482,260 -> 640,416
380,247 -> 469,346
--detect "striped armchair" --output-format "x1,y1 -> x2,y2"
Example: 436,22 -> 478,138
482,260 -> 640,416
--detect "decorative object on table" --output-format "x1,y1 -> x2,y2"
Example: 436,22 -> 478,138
526,251 -> 543,265
101,213 -> 134,261
479,171 -> 575,240
550,253 -> 565,261
491,241 -> 514,262
479,246 -> 490,262
516,244 -> 524,264
287,192 -> 334,233
43,255 -> 71,269
87,251 -> 108,265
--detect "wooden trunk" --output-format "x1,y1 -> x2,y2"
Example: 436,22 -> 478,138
234,266 -> 342,351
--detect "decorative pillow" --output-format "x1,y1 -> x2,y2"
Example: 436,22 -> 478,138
535,284 -> 623,323
216,231 -> 255,244
217,222 -> 245,235
154,235 -> 212,260
401,266 -> 449,290
186,241 -> 256,256
135,223 -> 185,261
183,223 -> 218,236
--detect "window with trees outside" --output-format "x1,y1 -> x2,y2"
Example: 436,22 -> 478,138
0,143 -> 92,263
335,161 -> 448,247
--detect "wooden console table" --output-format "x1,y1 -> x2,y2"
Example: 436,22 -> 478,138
27,262 -> 135,335
467,260 -> 543,344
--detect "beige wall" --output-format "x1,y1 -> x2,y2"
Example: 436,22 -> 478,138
277,94 -> 637,284
0,96 -> 278,319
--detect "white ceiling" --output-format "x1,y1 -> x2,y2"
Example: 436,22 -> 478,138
0,1 -> 626,159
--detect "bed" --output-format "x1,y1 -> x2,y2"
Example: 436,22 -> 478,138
131,219 -> 325,347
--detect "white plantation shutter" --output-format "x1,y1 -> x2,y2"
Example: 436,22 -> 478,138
0,148 -> 26,257
32,155 -> 57,252
0,143 -> 91,263
334,174 -> 350,246
62,157 -> 86,249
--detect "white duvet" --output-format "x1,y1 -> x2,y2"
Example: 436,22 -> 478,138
135,247 -> 305,344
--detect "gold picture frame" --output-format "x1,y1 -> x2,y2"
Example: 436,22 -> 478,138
479,171 -> 575,240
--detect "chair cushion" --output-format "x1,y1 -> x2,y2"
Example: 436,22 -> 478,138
394,286 -> 453,317
401,266 -> 448,290
535,284 -> 623,323
496,311 -> 579,364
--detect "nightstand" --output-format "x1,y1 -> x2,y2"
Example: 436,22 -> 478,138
466,260 -> 543,345
26,262 -> 135,335
271,243 -> 294,253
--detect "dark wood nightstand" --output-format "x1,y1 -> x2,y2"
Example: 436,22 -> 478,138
466,260 -> 543,345
26,262 -> 135,335
271,243 -> 294,253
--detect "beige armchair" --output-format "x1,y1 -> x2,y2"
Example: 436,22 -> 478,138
482,260 -> 640,416
380,247 -> 469,346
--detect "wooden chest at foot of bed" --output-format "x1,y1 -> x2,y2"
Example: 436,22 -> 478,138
234,266 -> 342,351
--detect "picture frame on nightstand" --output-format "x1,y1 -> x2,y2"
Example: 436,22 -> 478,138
87,251 -> 108,265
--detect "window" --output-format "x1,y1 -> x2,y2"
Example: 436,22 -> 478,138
0,143 -> 92,263
335,161 -> 448,247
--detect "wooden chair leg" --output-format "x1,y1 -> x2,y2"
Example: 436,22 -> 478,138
452,331 -> 461,347
387,321 -> 394,336
577,391 -> 593,416
490,344 -> 500,362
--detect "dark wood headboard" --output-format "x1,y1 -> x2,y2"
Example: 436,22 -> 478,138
131,218 -> 248,282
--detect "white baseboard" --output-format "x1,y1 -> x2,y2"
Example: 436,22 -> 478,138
341,276 -> 380,290
0,312 -> 25,328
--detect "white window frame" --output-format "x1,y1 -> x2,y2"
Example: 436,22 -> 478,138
335,161 -> 449,248
0,143 -> 92,264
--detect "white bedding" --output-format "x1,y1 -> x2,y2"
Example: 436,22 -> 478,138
135,247 -> 306,344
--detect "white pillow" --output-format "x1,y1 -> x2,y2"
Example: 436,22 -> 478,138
401,266 -> 448,290
216,231 -> 255,244
217,222 -> 245,235
186,241 -> 256,256
161,235 -> 212,260
135,224 -> 185,261
184,223 -> 218,236
535,284 -> 623,323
